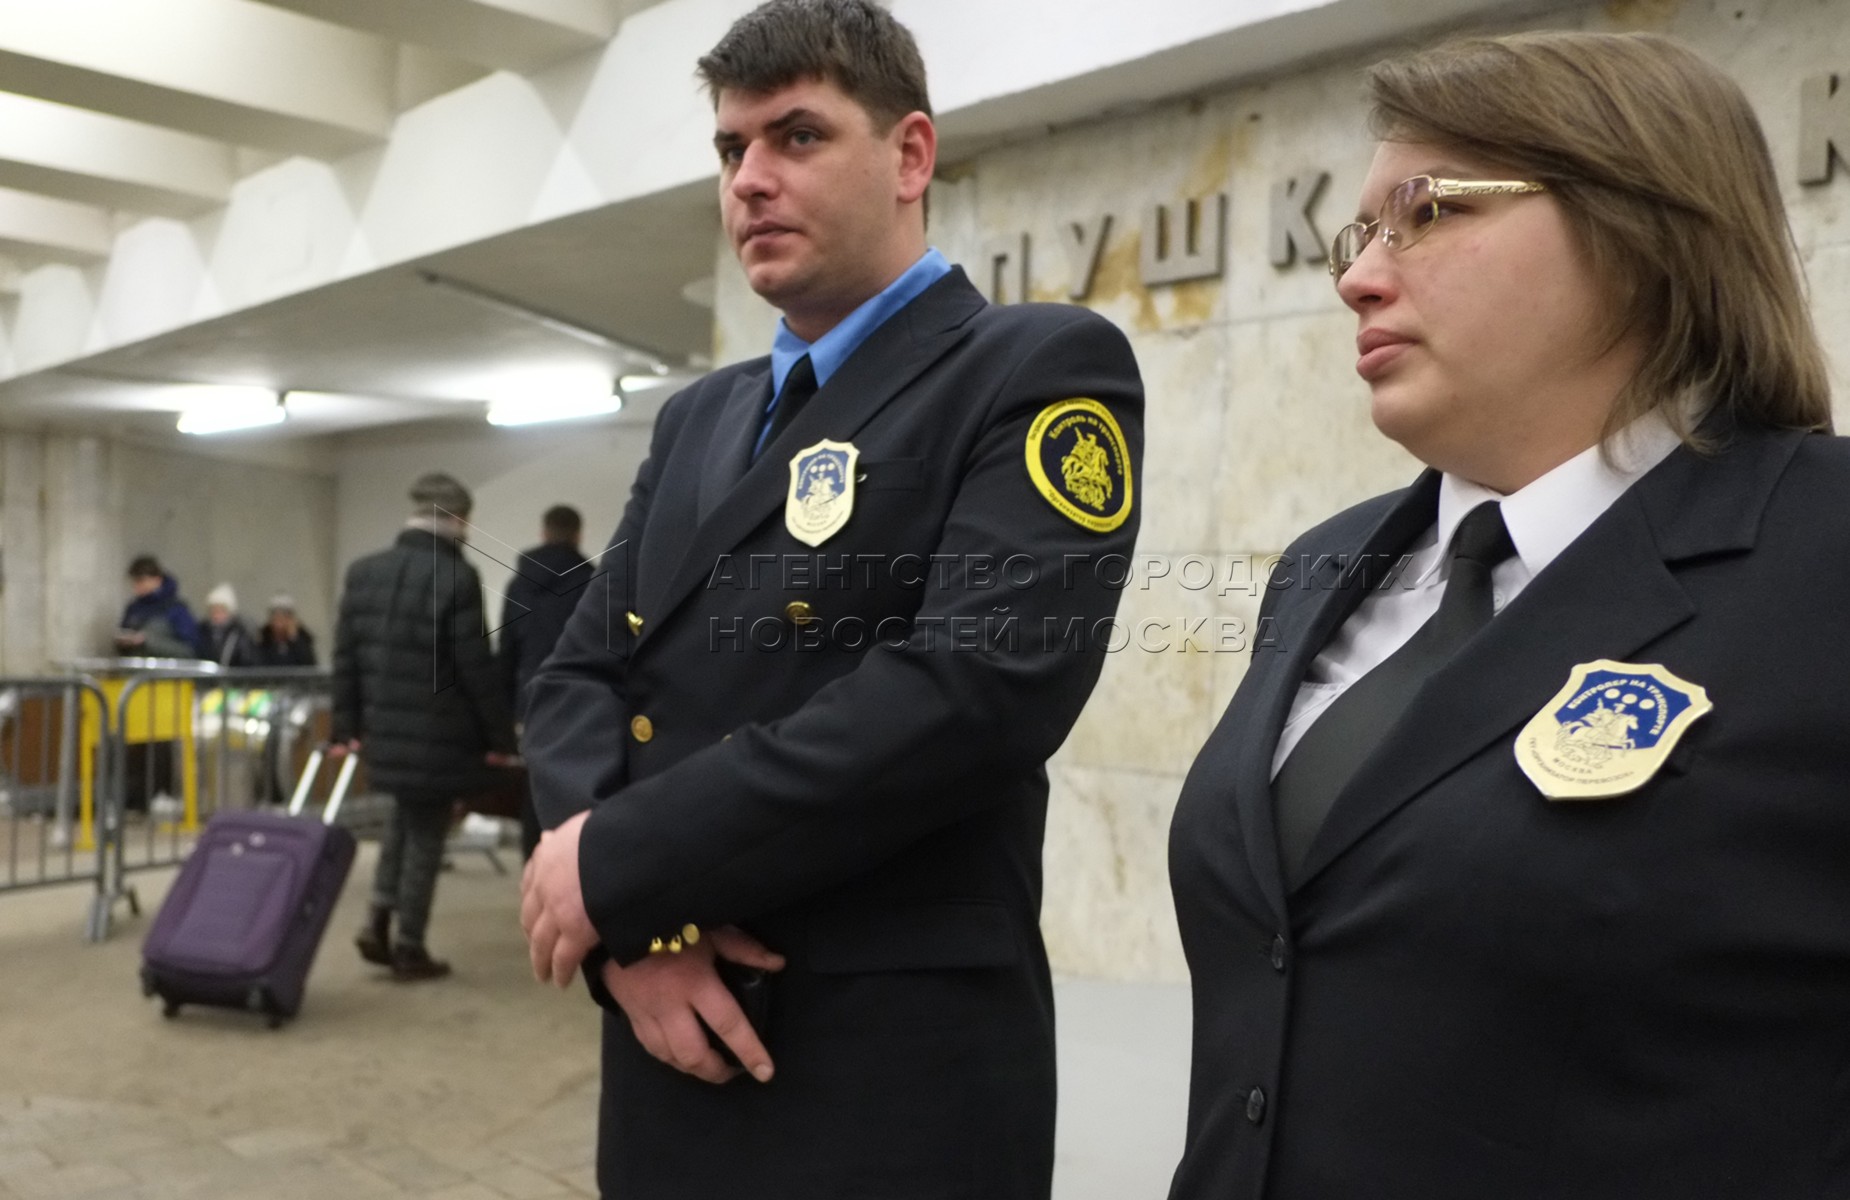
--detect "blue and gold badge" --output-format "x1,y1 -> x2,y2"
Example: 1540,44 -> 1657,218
786,438 -> 859,547
1025,399 -> 1132,533
1514,659 -> 1712,800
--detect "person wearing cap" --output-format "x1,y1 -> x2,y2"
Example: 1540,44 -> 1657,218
195,583 -> 255,667
253,595 -> 317,668
331,472 -> 518,980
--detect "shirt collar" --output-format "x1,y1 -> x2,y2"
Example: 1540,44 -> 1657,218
770,247 -> 952,395
1436,409 -> 1684,577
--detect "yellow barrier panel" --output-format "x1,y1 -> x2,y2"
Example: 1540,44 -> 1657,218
78,676 -> 199,850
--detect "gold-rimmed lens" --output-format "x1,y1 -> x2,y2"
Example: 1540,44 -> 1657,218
1380,175 -> 1439,250
1329,222 -> 1373,281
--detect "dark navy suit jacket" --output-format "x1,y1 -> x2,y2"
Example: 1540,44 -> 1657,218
1169,421 -> 1850,1200
524,268 -> 1144,1199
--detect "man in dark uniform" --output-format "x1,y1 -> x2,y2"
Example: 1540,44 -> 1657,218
518,2 -> 1144,1195
498,504 -> 593,858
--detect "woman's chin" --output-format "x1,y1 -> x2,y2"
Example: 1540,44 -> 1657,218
1367,383 -> 1437,450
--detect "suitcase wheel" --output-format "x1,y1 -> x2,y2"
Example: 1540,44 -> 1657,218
247,987 -> 292,1029
139,967 -> 155,998
161,999 -> 181,1019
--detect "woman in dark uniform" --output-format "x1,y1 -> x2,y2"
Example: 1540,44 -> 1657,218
1168,31 -> 1847,1200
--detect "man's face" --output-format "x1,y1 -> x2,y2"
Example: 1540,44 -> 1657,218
130,575 -> 160,597
714,77 -> 926,336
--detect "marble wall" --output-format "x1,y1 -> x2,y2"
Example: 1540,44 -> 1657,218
711,0 -> 1850,980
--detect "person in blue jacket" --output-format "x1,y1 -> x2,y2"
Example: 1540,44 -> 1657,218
116,555 -> 200,659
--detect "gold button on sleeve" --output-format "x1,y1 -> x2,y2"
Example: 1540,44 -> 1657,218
784,600 -> 816,626
629,715 -> 654,743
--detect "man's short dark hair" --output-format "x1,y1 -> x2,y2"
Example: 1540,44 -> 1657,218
697,0 -> 931,129
127,555 -> 162,579
542,505 -> 583,541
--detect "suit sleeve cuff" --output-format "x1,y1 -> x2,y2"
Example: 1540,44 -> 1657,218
579,946 -> 621,1013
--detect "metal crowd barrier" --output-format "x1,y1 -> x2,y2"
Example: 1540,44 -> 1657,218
0,676 -> 115,935
2,662 -> 518,941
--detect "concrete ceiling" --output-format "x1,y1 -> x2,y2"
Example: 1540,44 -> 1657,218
0,0 -> 687,443
0,179 -> 718,447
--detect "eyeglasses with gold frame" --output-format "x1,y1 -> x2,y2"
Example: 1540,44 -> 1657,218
1328,175 -> 1548,284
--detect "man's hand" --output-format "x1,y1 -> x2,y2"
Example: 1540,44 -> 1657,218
520,811 -> 600,986
602,926 -> 786,1085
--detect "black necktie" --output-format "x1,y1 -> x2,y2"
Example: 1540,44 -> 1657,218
1272,501 -> 1518,884
754,354 -> 819,461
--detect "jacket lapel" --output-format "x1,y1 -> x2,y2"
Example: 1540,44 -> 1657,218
1230,473 -> 1441,927
698,368 -> 773,524
639,269 -> 986,644
1290,425 -> 1807,893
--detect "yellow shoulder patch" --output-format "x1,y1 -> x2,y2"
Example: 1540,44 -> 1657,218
1025,398 -> 1133,533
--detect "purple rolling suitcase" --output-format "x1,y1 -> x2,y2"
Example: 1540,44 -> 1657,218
139,751 -> 358,1028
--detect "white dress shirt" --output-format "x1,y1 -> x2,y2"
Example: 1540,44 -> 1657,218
1269,415 -> 1685,780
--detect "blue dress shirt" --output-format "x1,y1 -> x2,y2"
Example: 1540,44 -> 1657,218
754,248 -> 953,457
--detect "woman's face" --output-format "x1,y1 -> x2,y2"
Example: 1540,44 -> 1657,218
1337,140 -> 1635,491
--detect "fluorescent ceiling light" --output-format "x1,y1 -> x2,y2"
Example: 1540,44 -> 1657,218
617,373 -> 676,393
172,385 -> 285,435
485,388 -> 623,427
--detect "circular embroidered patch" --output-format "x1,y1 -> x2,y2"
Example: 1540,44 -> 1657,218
1025,398 -> 1133,533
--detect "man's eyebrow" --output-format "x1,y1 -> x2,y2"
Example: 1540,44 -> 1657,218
713,106 -> 830,148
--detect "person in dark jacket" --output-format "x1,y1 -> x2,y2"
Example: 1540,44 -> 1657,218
195,583 -> 256,667
497,504 -> 593,859
116,556 -> 200,658
253,594 -> 318,806
1167,33 -> 1847,1200
253,595 -> 317,667
332,472 -> 517,981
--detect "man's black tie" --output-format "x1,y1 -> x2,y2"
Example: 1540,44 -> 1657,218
754,354 -> 819,461
1272,501 -> 1518,884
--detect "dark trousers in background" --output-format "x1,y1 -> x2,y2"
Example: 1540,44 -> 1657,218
372,795 -> 452,947
120,743 -> 176,813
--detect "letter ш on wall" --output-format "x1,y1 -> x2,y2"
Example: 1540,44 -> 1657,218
1140,195 -> 1227,286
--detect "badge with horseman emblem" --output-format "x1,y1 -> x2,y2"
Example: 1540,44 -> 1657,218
786,439 -> 859,547
1024,399 -> 1133,533
1515,659 -> 1712,800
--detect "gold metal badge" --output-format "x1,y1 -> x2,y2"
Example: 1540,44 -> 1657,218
1514,659 -> 1712,800
786,439 -> 859,548
1025,399 -> 1132,533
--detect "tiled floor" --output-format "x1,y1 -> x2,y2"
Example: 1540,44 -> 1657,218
0,844 -> 1190,1199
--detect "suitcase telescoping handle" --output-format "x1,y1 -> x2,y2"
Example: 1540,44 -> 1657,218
286,747 -> 359,825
